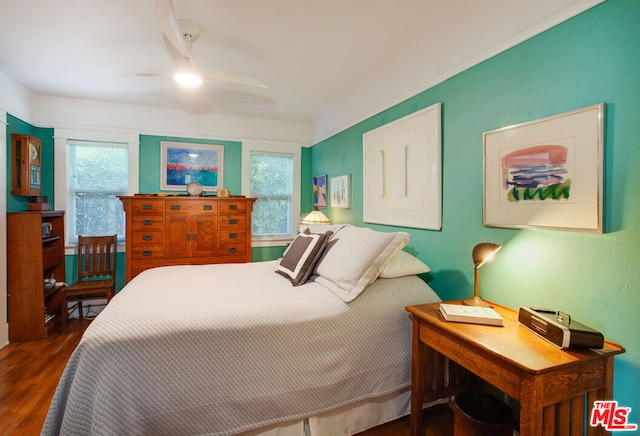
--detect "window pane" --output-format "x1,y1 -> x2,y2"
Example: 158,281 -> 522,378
252,197 -> 291,236
68,141 -> 128,241
250,153 -> 292,236
69,143 -> 128,190
74,192 -> 125,237
250,154 -> 292,195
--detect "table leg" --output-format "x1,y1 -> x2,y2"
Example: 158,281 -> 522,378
410,319 -> 425,436
520,375 -> 545,435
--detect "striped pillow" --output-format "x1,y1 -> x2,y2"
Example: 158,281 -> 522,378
276,230 -> 333,286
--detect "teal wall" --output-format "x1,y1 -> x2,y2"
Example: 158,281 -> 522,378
5,114 -> 53,211
138,135 -> 243,194
310,0 -> 639,419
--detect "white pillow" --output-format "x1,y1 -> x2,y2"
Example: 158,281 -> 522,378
307,223 -> 350,234
379,250 -> 431,278
313,226 -> 409,302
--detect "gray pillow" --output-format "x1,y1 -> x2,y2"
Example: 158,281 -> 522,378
276,229 -> 333,286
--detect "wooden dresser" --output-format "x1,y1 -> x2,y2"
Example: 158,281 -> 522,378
119,195 -> 256,283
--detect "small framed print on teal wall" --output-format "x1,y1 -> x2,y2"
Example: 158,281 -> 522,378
313,174 -> 327,208
330,174 -> 350,208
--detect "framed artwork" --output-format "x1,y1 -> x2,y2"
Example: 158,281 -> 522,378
363,102 -> 442,230
160,142 -> 224,191
483,103 -> 605,232
313,174 -> 327,208
330,174 -> 350,208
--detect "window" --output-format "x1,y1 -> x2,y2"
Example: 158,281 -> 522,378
67,140 -> 128,242
251,152 -> 293,236
55,129 -> 139,251
242,141 -> 301,245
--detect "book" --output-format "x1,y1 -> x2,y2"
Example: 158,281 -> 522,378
439,303 -> 503,326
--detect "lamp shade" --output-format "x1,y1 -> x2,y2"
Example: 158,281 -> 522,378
301,210 -> 330,225
472,243 -> 502,269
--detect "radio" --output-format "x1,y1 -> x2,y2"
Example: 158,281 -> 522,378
518,307 -> 604,349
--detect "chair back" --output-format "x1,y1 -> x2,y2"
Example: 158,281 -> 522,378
76,235 -> 117,281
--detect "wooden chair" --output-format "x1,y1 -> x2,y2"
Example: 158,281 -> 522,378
61,235 -> 117,333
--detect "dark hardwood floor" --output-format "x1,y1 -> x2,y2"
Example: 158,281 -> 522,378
0,320 -> 453,435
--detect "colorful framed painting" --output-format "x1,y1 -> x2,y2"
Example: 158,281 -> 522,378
330,174 -> 350,208
363,102 -> 442,230
313,174 -> 327,208
483,103 -> 605,232
160,142 -> 224,191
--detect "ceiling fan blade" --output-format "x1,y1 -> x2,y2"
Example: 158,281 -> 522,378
207,69 -> 269,89
156,0 -> 189,59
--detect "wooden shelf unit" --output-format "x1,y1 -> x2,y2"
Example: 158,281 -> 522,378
7,211 -> 66,341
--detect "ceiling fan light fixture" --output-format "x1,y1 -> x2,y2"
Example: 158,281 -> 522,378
174,71 -> 203,88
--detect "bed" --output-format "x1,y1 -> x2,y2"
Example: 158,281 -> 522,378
42,224 -> 441,435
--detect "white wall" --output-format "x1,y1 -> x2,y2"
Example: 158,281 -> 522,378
0,73 -> 37,347
0,110 -> 7,347
34,95 -> 312,146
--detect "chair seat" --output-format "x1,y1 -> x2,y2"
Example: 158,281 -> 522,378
64,279 -> 115,296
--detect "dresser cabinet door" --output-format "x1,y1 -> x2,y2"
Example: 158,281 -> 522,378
165,215 -> 192,259
191,216 -> 217,258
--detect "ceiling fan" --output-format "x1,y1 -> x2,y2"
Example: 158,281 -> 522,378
155,0 -> 268,89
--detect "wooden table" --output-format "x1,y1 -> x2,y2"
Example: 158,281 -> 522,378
406,302 -> 625,436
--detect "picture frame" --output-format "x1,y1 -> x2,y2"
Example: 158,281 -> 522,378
160,142 -> 224,191
330,174 -> 350,208
313,174 -> 327,208
483,103 -> 605,233
363,102 -> 442,230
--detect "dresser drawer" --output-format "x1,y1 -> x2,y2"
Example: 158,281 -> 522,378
131,215 -> 164,230
218,243 -> 246,257
132,245 -> 164,259
131,199 -> 164,214
165,200 -> 217,214
131,230 -> 163,245
219,215 -> 246,228
218,201 -> 246,214
218,230 -> 246,244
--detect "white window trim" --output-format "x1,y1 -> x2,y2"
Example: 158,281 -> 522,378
54,128 -> 139,254
242,140 -> 301,247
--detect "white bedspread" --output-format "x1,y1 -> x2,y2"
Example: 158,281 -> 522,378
42,260 -> 440,435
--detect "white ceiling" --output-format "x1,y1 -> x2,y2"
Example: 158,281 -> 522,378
0,0 -> 602,142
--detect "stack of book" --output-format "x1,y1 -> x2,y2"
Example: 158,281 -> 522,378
439,303 -> 503,326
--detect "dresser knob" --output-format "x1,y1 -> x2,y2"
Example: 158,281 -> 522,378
142,250 -> 153,257
142,234 -> 153,241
